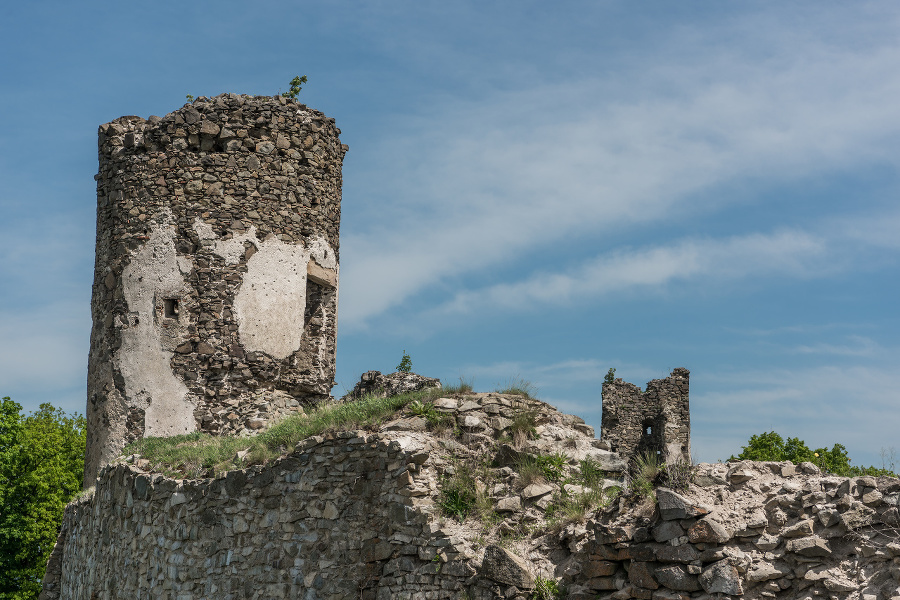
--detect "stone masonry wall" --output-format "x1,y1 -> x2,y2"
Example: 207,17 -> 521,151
44,433 -> 469,600
86,94 -> 347,482
601,368 -> 691,466
43,392 -> 626,600
43,390 -> 900,599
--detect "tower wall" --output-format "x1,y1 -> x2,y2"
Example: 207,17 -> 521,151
85,94 -> 346,482
600,367 -> 691,466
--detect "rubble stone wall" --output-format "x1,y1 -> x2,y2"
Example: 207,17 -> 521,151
86,94 -> 347,482
42,432 -> 473,600
561,461 -> 900,600
601,368 -> 691,466
41,389 -> 900,600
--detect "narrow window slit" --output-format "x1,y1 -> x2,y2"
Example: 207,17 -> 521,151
164,298 -> 179,318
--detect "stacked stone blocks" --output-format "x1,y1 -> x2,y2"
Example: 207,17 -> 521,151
600,368 -> 691,467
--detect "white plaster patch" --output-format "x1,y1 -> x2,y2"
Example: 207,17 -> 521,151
193,217 -> 339,360
234,238 -> 310,359
120,215 -> 195,437
306,234 -> 338,270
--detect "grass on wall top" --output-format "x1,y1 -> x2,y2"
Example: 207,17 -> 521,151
122,387 -> 447,479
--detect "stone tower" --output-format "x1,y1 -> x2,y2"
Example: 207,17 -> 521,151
600,368 -> 691,466
85,94 -> 347,482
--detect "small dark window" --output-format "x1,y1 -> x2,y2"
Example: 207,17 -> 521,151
164,298 -> 179,318
644,425 -> 653,436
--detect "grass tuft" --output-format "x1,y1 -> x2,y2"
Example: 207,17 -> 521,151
663,457 -> 694,491
495,376 -> 536,398
443,376 -> 475,394
515,452 -> 568,488
438,460 -> 495,522
628,452 -> 663,500
531,575 -> 564,600
508,408 -> 538,449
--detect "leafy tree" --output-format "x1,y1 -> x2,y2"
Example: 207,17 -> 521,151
0,398 -> 86,600
731,431 -> 896,477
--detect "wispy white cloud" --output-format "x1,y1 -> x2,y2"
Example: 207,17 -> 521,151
424,229 -> 828,316
792,335 -> 884,357
339,9 -> 900,329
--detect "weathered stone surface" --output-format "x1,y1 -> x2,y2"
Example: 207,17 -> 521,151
657,488 -> 709,520
480,545 -> 534,589
496,496 -> 521,512
432,397 -> 458,411
523,483 -> 554,499
582,560 -> 618,578
782,518 -> 815,538
687,517 -> 729,544
629,561 -> 659,590
655,544 -> 700,564
747,561 -> 789,582
728,468 -> 755,484
652,520 -> 684,543
786,535 -> 832,557
754,532 -> 781,551
654,565 -> 700,592
843,502 -> 877,529
699,559 -> 743,595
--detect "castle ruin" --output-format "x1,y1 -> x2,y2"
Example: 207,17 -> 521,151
600,367 -> 691,466
85,94 -> 347,482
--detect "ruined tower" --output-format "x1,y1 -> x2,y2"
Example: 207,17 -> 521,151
85,94 -> 346,482
600,368 -> 691,466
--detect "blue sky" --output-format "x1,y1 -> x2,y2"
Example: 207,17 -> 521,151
1,1 -> 898,466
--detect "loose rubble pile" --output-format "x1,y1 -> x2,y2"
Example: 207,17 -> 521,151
42,390 -> 900,600
561,460 -> 900,600
342,370 -> 443,401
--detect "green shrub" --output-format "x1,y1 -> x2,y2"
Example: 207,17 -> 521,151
407,400 -> 453,430
438,461 -> 494,522
0,399 -> 86,598
731,431 -> 897,477
281,75 -> 307,100
516,452 -> 568,486
604,368 -> 616,385
628,452 -> 662,500
575,456 -> 604,489
396,350 -> 412,373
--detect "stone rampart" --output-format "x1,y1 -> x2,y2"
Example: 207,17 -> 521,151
86,94 -> 347,482
43,392 -> 624,600
44,432 -> 467,600
48,379 -> 900,599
